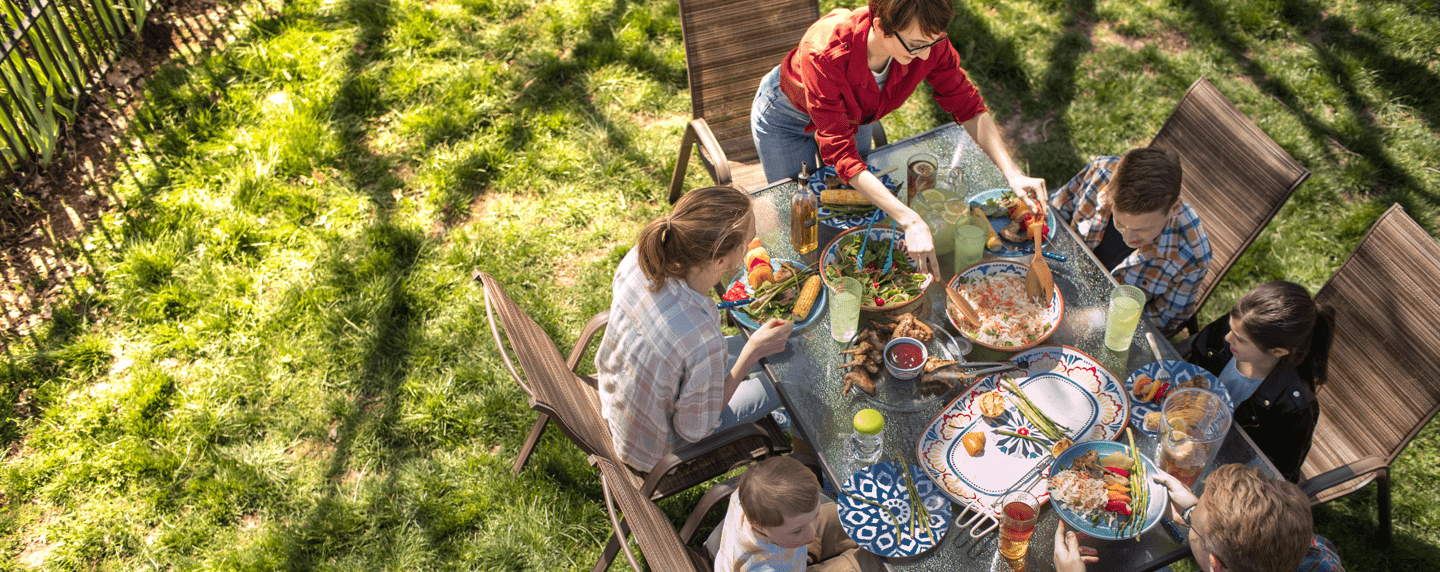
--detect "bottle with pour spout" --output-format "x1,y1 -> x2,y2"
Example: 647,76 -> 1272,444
791,162 -> 819,255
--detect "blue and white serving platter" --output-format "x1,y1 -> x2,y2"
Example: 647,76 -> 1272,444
838,462 -> 951,557
917,346 -> 1130,516
807,164 -> 900,230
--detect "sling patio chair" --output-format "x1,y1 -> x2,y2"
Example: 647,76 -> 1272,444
593,453 -> 725,571
667,0 -> 886,203
1297,204 -> 1440,548
1149,76 -> 1309,336
475,270 -> 793,569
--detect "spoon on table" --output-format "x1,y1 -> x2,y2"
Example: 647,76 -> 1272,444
944,283 -> 982,329
1025,223 -> 1055,303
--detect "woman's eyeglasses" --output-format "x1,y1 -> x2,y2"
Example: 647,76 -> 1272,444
896,33 -> 947,55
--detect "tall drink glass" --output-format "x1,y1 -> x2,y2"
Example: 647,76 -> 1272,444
829,277 -> 863,343
907,152 -> 937,204
952,215 -> 989,275
1104,284 -> 1146,351
998,491 -> 1039,559
1158,387 -> 1233,487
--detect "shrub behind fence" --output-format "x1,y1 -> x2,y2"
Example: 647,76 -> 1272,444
1,0 -> 150,176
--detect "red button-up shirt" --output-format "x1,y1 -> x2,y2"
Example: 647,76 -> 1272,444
779,7 -> 988,183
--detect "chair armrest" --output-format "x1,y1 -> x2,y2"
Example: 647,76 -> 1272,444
871,121 -> 887,147
641,420 -> 781,498
668,119 -> 732,204
1299,455 -> 1388,500
679,479 -> 738,544
565,310 -> 610,373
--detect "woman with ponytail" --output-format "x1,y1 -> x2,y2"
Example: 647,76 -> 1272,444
1180,281 -> 1335,482
596,186 -> 794,472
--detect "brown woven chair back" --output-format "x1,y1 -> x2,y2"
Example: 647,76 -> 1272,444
1150,77 -> 1309,326
678,0 -> 819,188
1302,204 -> 1440,499
478,271 -> 619,463
594,455 -> 711,572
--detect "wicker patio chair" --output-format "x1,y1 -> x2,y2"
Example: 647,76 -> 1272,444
1297,204 -> 1440,547
1149,76 -> 1309,335
666,0 -> 886,202
475,270 -> 792,570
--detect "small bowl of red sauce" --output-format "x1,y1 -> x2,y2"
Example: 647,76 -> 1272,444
883,337 -> 928,380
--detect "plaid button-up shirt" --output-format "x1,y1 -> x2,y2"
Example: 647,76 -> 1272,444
1048,156 -> 1212,334
596,249 -> 728,471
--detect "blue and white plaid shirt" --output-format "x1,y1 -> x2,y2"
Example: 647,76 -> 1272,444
1049,156 -> 1212,334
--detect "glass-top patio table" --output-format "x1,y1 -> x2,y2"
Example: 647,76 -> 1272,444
743,123 -> 1282,572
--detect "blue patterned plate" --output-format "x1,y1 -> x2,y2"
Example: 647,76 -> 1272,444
1049,440 -> 1167,539
807,165 -> 900,230
967,188 -> 1059,257
917,346 -> 1130,515
727,258 -> 826,333
838,462 -> 951,557
1126,361 -> 1229,435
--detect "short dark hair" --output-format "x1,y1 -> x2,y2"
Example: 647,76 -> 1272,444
1109,147 -> 1183,215
868,0 -> 953,37
736,456 -> 819,528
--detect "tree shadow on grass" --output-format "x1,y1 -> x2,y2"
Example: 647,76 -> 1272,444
1181,0 -> 1438,227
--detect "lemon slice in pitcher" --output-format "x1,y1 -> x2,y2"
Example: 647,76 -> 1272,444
914,190 -> 956,255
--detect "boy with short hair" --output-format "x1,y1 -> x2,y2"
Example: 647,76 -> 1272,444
1055,463 -> 1346,572
714,456 -> 874,572
1048,147 -> 1212,334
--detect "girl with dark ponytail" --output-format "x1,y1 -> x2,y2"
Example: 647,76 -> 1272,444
1182,281 -> 1335,482
595,186 -> 794,472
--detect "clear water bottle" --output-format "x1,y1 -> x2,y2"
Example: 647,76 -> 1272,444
847,408 -> 885,465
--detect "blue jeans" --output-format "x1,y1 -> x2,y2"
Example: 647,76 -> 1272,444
713,334 -> 783,430
751,65 -> 875,184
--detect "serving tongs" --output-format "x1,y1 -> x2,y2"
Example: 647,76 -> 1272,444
924,361 -> 1017,381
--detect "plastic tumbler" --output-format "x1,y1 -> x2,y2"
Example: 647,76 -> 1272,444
1104,284 -> 1146,351
829,276 -> 863,343
1158,387 -> 1233,487
998,490 -> 1039,559
952,215 -> 989,275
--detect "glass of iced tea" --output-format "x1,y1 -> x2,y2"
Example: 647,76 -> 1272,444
907,152 -> 937,204
998,491 -> 1039,559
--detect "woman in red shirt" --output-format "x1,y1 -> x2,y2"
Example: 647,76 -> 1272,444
751,0 -> 1045,274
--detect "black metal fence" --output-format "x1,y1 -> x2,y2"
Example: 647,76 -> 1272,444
0,0 -> 149,175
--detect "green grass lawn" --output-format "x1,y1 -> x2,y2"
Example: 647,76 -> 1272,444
2,0 -> 1437,569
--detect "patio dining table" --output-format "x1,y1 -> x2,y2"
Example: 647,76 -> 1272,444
744,123 -> 1283,572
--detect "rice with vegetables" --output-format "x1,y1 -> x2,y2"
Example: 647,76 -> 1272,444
1048,469 -> 1107,518
954,274 -> 1050,347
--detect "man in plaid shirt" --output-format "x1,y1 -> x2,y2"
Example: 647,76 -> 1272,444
1047,148 -> 1212,334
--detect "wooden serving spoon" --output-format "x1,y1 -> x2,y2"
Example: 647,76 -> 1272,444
1026,223 -> 1055,304
944,283 -> 982,329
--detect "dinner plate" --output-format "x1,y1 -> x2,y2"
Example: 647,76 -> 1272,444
1126,361 -> 1229,435
838,462 -> 952,557
728,259 -> 826,333
807,165 -> 900,230
1049,440 -> 1168,540
967,188 -> 1059,257
845,319 -> 966,412
917,346 -> 1130,516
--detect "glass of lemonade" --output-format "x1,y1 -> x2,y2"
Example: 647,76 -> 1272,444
952,215 -> 989,275
829,277 -> 863,343
998,490 -> 1039,560
1104,284 -> 1146,351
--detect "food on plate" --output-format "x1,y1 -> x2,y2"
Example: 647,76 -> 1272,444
1099,452 -> 1135,470
970,206 -> 1004,252
1050,445 -> 1146,528
1143,411 -> 1162,432
962,432 -> 985,456
839,314 -> 953,398
1180,374 -> 1210,390
1048,466 -> 1107,518
745,238 -> 774,287
820,188 -> 873,206
823,233 -> 928,308
952,273 -> 1051,347
977,390 -> 1006,418
1050,438 -> 1074,457
790,276 -> 823,320
1131,373 -> 1175,403
726,251 -> 820,324
996,193 -> 1050,244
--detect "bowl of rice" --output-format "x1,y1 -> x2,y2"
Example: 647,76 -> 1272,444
945,260 -> 1063,352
